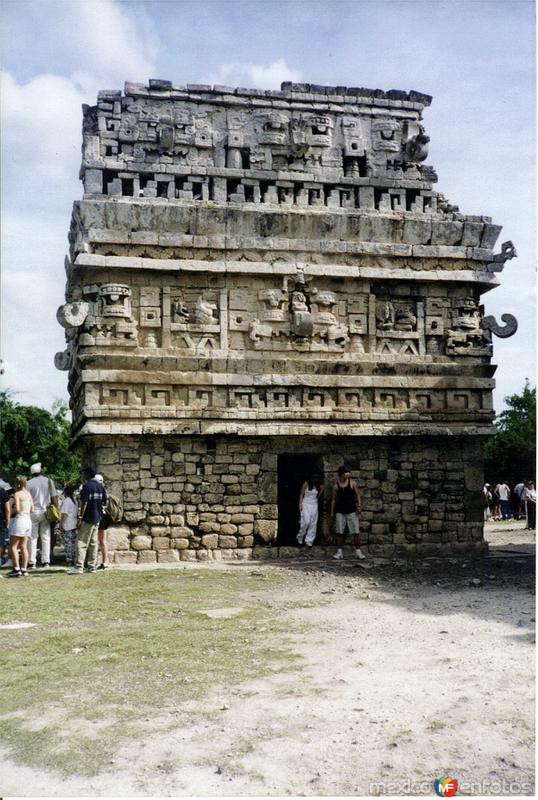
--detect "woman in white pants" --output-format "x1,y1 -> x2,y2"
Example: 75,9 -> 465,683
297,473 -> 324,547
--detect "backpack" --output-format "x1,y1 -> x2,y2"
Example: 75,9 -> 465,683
106,493 -> 122,522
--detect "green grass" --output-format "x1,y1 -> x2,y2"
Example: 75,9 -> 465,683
0,568 -> 302,776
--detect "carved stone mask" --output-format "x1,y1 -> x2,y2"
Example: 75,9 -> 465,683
372,120 -> 401,152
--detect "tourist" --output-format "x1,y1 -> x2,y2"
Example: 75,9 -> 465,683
495,480 -> 512,521
490,483 -> 501,521
68,466 -> 107,574
482,483 -> 492,521
297,472 -> 324,548
8,476 -> 34,578
95,474 -> 110,570
27,462 -> 59,568
513,480 -> 526,519
331,465 -> 365,560
0,478 -> 11,566
59,484 -> 78,566
522,482 -> 536,531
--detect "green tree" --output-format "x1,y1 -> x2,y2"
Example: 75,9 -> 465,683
0,392 -> 81,486
484,381 -> 536,484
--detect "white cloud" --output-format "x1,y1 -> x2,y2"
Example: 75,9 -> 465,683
1,0 -> 161,408
2,71 -> 83,190
207,59 -> 301,89
68,0 -> 159,94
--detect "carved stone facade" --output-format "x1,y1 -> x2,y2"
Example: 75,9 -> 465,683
58,80 -> 517,561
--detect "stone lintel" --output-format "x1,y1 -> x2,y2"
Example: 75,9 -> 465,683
73,420 -> 493,440
72,254 -> 500,288
81,370 -> 494,391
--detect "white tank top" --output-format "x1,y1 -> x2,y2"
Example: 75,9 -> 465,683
303,487 -> 319,505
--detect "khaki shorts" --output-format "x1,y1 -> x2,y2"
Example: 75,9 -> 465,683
335,512 -> 359,536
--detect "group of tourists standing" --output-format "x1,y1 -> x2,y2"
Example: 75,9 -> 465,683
482,479 -> 536,529
0,464 -> 110,577
296,465 -> 366,560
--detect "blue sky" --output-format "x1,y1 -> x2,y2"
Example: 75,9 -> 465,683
1,0 -> 535,412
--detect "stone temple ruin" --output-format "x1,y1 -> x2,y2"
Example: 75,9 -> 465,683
56,79 -> 518,563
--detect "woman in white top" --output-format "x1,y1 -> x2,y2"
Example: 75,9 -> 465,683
59,484 -> 78,565
8,476 -> 34,578
297,472 -> 325,547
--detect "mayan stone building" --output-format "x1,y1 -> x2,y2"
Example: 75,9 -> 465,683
56,80 -> 518,563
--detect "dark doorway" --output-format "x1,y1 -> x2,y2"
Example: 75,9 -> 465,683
277,454 -> 324,546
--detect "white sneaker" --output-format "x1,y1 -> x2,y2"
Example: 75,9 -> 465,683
66,566 -> 83,574
355,549 -> 366,560
333,550 -> 344,560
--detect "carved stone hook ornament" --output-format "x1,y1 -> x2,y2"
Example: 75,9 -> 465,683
481,313 -> 518,340
487,241 -> 517,272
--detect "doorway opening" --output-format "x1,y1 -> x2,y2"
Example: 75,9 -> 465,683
277,453 -> 324,546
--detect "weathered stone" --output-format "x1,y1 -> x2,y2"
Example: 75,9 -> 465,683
131,535 -> 152,551
255,520 -> 278,543
180,549 -> 198,561
201,534 -> 219,549
141,490 -> 162,503
172,538 -> 190,550
137,550 -> 157,563
230,513 -> 254,524
218,535 -> 238,548
113,551 -> 137,564
107,526 -> 131,551
170,526 -> 193,538
150,526 -> 169,536
238,523 -> 254,536
157,549 -> 180,562
199,522 -> 220,533
220,523 -> 238,535
152,537 -> 170,550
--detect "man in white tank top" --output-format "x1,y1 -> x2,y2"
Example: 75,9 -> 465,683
495,481 -> 512,521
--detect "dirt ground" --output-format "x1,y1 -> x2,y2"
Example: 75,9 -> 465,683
1,521 -> 535,797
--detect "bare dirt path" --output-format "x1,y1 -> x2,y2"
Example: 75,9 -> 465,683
1,523 -> 534,797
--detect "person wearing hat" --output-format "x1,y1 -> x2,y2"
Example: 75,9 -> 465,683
27,462 -> 59,568
330,465 -> 365,560
0,478 -> 12,566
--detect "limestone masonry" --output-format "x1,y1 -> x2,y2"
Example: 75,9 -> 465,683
57,80 -> 518,562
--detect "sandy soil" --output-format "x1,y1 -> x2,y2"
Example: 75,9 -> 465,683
1,522 -> 534,797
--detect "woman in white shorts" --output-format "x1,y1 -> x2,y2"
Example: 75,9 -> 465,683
8,476 -> 34,578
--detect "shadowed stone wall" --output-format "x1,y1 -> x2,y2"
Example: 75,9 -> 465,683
81,434 -> 484,562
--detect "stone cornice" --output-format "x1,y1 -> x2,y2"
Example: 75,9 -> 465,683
72,253 -> 501,288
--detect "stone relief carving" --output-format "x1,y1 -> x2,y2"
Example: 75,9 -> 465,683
446,299 -> 487,353
486,241 -> 517,272
194,296 -> 218,326
92,379 -> 490,418
481,313 -> 518,340
404,126 -> 430,163
84,90 -> 446,195
171,297 -> 189,323
56,284 -> 138,350
290,288 -> 313,337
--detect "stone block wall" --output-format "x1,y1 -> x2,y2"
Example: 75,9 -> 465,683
82,433 -> 485,563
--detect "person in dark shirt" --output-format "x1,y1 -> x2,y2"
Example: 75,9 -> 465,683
67,467 -> 107,574
0,479 -> 12,566
331,465 -> 365,561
